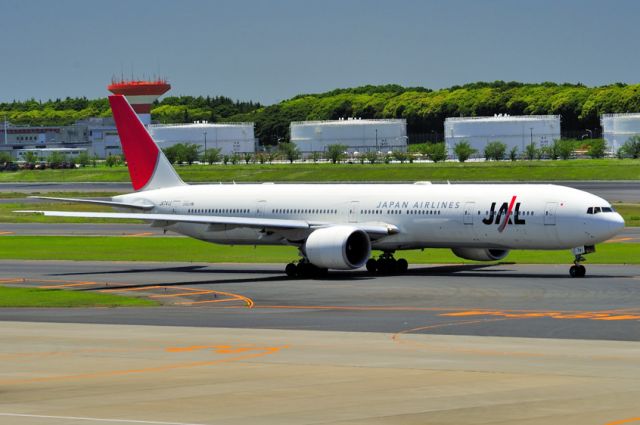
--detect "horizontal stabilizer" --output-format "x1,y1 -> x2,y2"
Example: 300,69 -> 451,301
29,196 -> 155,210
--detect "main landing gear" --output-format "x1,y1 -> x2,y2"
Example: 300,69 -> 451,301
569,246 -> 594,278
365,251 -> 408,275
285,259 -> 328,278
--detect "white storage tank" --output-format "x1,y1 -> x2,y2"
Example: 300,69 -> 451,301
601,113 -> 640,155
445,115 -> 561,159
290,118 -> 407,154
148,122 -> 256,155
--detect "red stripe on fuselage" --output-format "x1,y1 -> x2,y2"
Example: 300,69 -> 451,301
498,195 -> 517,233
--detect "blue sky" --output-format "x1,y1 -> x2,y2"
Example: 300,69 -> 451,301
2,0 -> 639,104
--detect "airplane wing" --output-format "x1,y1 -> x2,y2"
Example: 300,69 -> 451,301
15,210 -> 399,236
28,196 -> 155,210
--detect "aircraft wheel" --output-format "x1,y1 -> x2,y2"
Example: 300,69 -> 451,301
285,263 -> 297,277
296,262 -> 311,278
396,258 -> 408,274
366,258 -> 378,274
569,265 -> 578,278
577,265 -> 586,277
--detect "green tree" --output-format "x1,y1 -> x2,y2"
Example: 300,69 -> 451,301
509,146 -> 518,161
23,151 -> 39,164
453,140 -> 476,162
587,139 -> 606,159
162,145 -> 180,164
620,135 -> 640,158
556,139 -> 575,160
181,143 -> 200,165
484,141 -> 507,161
202,148 -> 221,164
524,142 -> 537,160
392,150 -> 408,163
425,142 -> 448,163
311,151 -> 322,163
105,154 -> 121,167
365,151 -> 378,164
256,152 -> 268,164
243,152 -> 253,164
325,144 -> 348,164
0,151 -> 12,165
76,151 -> 90,167
48,151 -> 66,168
278,142 -> 300,163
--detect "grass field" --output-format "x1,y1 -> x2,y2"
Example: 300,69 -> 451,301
0,159 -> 639,183
0,286 -> 158,308
0,236 -> 637,264
613,203 -> 640,227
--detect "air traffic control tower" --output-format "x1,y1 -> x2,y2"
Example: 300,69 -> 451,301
107,78 -> 171,125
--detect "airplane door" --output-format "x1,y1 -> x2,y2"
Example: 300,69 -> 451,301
257,200 -> 267,217
348,201 -> 359,223
463,202 -> 475,225
544,202 -> 557,225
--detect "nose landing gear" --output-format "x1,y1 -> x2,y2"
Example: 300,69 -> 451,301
366,251 -> 408,275
569,246 -> 594,278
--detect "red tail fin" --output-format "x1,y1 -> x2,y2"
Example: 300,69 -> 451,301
109,95 -> 185,191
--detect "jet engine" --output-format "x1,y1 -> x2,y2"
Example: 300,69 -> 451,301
451,248 -> 510,261
304,226 -> 371,270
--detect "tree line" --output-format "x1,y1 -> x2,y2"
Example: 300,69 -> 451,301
3,82 -> 640,146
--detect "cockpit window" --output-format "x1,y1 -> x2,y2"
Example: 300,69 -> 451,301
587,206 -> 614,214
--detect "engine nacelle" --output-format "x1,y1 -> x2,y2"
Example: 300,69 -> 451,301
304,226 -> 371,270
451,248 -> 510,261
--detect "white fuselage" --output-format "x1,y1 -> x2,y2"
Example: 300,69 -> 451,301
117,183 -> 624,251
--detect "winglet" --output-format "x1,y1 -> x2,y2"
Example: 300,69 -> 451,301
108,95 -> 185,191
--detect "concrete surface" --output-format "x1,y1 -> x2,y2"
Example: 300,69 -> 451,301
1,322 -> 639,425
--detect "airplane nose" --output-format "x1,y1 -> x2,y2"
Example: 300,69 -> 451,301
610,213 -> 625,234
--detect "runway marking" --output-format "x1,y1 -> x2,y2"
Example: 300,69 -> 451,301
100,286 -> 164,293
149,290 -> 215,298
441,310 -> 640,321
606,237 -> 635,243
0,231 -> 14,235
605,418 -> 640,425
175,290 -> 254,308
0,278 -> 26,284
0,344 -> 285,385
40,281 -> 100,289
390,318 -> 552,357
123,232 -> 155,237
0,412 -> 211,424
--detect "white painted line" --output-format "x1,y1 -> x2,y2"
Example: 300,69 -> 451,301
0,413 -> 211,425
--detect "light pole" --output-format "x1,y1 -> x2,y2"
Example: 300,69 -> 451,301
203,131 -> 207,160
530,127 -> 533,146
375,129 -> 378,151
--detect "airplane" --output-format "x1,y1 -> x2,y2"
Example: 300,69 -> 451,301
20,95 -> 625,278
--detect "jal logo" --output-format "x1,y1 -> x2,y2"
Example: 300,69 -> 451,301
482,196 -> 525,232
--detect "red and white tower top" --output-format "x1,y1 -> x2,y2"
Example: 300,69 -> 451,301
107,78 -> 171,125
